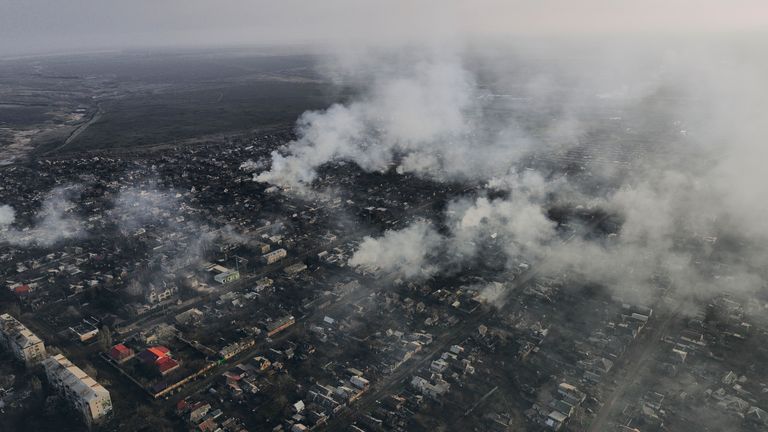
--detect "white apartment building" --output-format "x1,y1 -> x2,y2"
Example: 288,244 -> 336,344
262,248 -> 287,264
42,354 -> 113,427
0,313 -> 46,365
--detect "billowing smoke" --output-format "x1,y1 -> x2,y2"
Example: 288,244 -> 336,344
0,205 -> 14,226
348,221 -> 443,279
109,185 -> 250,272
447,194 -> 556,261
347,175 -> 560,281
475,281 -> 509,307
0,185 -> 85,247
255,57 -> 542,191
252,47 -> 658,193
252,33 -> 768,308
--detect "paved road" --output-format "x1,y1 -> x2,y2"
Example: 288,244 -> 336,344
43,104 -> 104,155
586,300 -> 681,432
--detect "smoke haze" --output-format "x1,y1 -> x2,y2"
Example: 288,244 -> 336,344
276,38 -> 768,307
2,1 -> 767,56
4,1 -> 767,308
0,186 -> 85,247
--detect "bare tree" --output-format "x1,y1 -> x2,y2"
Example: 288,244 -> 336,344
99,325 -> 113,352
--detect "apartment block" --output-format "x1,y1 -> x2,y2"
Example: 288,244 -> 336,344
42,354 -> 113,427
0,313 -> 46,365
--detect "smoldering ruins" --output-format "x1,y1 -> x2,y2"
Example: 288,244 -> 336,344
257,42 -> 768,306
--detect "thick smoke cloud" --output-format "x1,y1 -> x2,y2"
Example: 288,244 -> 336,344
255,52 -> 601,193
256,59 -> 488,190
347,172 -> 561,281
341,60 -> 768,303
446,195 -> 557,262
349,221 -> 442,280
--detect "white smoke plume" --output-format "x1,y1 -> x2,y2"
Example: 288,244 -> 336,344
348,221 -> 443,279
0,205 -> 15,226
239,159 -> 268,173
109,185 -> 252,272
348,177 -> 560,280
109,186 -> 183,234
252,45 -> 665,193
475,281 -> 509,306
446,194 -> 557,262
0,186 -> 85,247
255,57 -> 528,191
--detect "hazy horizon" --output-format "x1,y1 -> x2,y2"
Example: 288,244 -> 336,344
2,0 -> 768,57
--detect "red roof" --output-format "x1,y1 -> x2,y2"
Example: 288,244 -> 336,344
157,356 -> 179,373
13,285 -> 30,295
113,343 -> 130,353
109,343 -> 133,360
223,371 -> 243,381
176,399 -> 189,412
199,418 -> 217,432
148,346 -> 170,358
139,345 -> 171,364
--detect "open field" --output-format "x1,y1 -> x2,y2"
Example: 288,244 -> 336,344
0,48 -> 345,159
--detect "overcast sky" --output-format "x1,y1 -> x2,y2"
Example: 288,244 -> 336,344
1,0 -> 767,56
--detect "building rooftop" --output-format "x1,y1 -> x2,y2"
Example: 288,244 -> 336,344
139,345 -> 171,363
0,313 -> 43,349
43,354 -> 110,404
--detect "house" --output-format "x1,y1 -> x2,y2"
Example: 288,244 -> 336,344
716,395 -> 750,413
431,358 -> 449,373
746,406 -> 768,426
108,343 -> 135,363
262,249 -> 287,265
293,400 -> 305,413
198,418 -> 218,432
284,263 -> 307,275
545,410 -> 568,430
253,356 -> 271,371
70,323 -> 99,342
139,346 -> 180,375
410,375 -> 450,400
722,371 -> 738,385
189,402 -> 211,423
550,399 -> 574,417
140,345 -> 171,363
175,308 -> 204,326
350,375 -> 370,390
214,270 -> 240,284
145,282 -> 177,304
557,383 -> 586,405
157,356 -> 180,375
267,315 -> 295,337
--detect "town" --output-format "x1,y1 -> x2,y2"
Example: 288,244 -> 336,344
2,120 -> 768,432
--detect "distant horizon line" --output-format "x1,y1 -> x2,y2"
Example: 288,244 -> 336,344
3,29 -> 767,62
